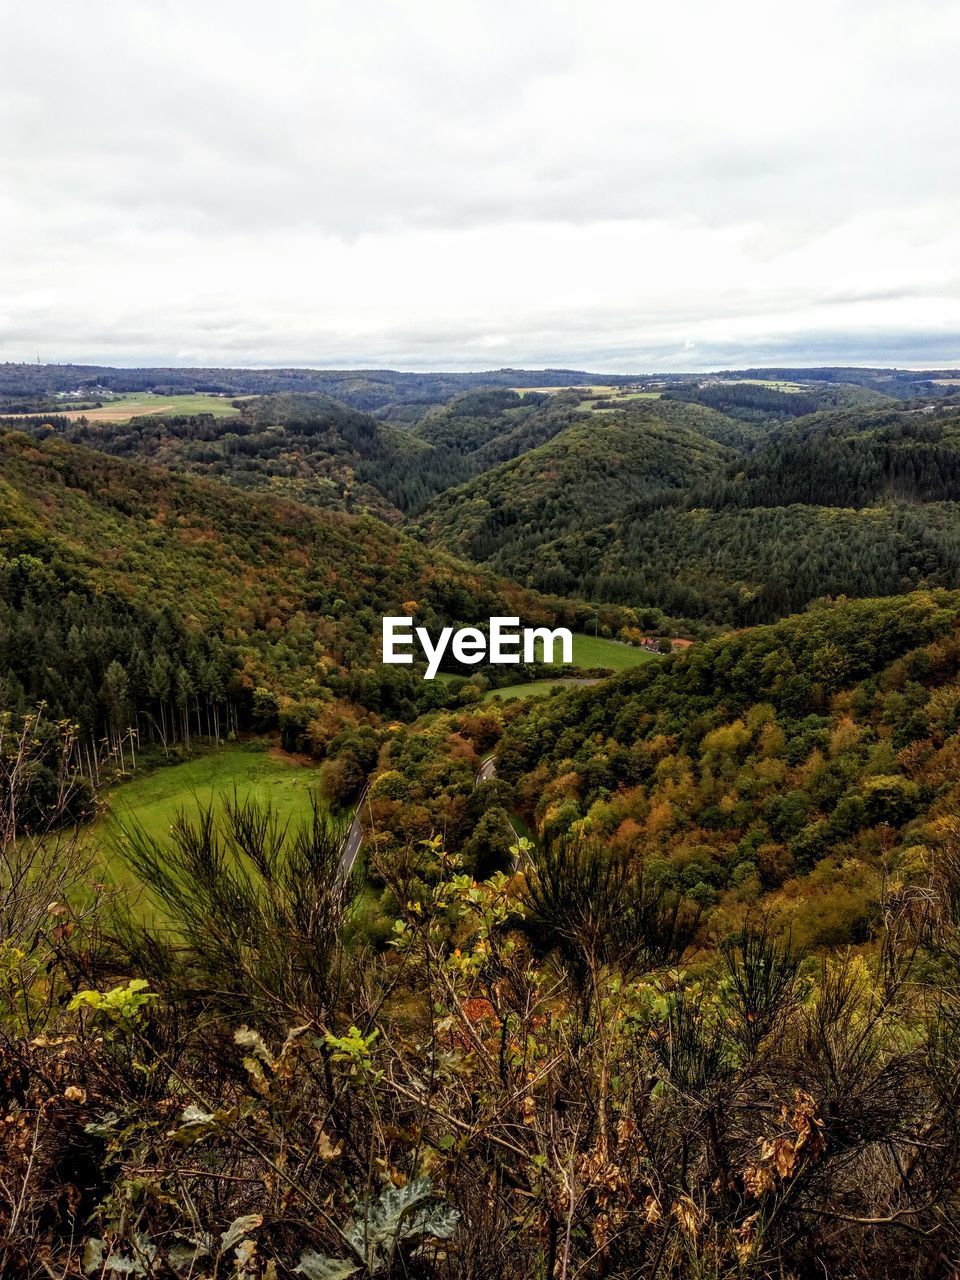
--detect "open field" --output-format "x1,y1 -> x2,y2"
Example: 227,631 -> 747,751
535,632 -> 661,670
720,378 -> 806,392
13,392 -> 246,422
576,386 -> 665,407
513,384 -> 617,395
89,744 -> 326,903
434,635 -> 660,686
482,677 -> 600,703
514,384 -> 662,407
483,637 -> 659,701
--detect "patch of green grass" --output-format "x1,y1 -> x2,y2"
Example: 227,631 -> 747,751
431,635 -> 656,684
89,744 -> 326,902
482,677 -> 599,703
483,636 -> 660,702
583,389 -> 664,409
537,633 -> 660,671
105,744 -> 323,839
58,393 -> 246,423
722,379 -> 805,393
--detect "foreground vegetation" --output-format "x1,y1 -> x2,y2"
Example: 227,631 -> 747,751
4,710 -> 960,1277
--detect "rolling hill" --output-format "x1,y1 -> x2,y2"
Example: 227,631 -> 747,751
0,429 -> 578,736
419,400 -> 960,624
416,399 -> 737,586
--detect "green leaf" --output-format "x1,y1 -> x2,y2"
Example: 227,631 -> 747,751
82,1238 -> 104,1276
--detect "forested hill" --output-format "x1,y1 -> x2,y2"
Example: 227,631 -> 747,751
0,430 -> 569,735
0,363 -> 632,413
416,400 -> 735,586
700,405 -> 960,508
18,390 -> 592,518
661,379 -> 893,420
420,399 -> 960,625
498,589 -> 960,948
409,387 -> 583,463
13,374 -> 960,635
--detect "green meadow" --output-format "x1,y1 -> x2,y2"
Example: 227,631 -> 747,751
482,677 -> 599,703
55,392 -> 246,422
90,744 -> 327,902
483,634 -> 660,701
536,632 -> 660,670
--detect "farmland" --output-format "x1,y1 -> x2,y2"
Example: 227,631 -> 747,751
28,391 -> 245,422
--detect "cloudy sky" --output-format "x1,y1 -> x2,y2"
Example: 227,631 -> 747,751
2,0 -> 959,371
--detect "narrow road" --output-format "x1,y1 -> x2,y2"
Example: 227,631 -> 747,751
476,754 -> 497,785
339,785 -> 368,875
475,755 -> 533,865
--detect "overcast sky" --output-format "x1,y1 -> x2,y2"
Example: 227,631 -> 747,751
2,0 -> 959,371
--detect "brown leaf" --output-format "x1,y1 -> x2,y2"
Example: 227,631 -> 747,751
318,1129 -> 343,1161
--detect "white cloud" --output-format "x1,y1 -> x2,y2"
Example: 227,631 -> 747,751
1,0 -> 959,369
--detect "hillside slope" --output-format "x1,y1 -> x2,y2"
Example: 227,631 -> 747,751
499,589 -> 960,947
0,431 -> 560,704
25,393 -> 455,519
23,389 -> 594,519
419,401 -> 960,624
417,400 -> 735,584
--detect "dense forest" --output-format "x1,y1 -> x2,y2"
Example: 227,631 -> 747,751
0,431 -> 548,742
498,590 -> 960,942
701,408 -> 960,508
0,553 -> 236,763
417,401 -> 736,572
16,381 -> 960,633
421,400 -> 960,623
661,380 -> 890,420
0,428 -> 657,764
16,390 -> 587,519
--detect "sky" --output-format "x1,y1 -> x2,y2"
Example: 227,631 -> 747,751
2,0 -> 959,372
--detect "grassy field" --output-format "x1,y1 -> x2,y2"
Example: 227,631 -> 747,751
513,384 -> 616,395
581,389 -> 663,410
33,392 -> 246,423
514,384 -> 662,408
91,744 -> 326,902
722,379 -> 806,392
536,633 -> 660,670
483,677 -> 599,703
482,636 -> 660,702
435,635 -> 658,686
483,636 -> 659,702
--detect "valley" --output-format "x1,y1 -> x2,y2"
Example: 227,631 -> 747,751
6,360 -> 960,1278
8,2 -> 959,1268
